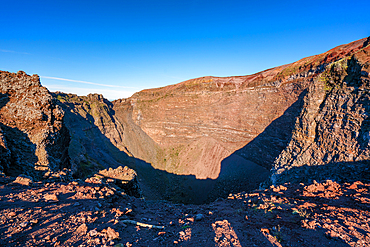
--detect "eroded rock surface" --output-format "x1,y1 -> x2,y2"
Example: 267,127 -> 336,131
271,38 -> 370,185
52,93 -> 134,178
0,71 -> 70,178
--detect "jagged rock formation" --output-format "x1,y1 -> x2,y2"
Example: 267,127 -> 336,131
271,38 -> 370,185
52,93 -> 134,177
95,166 -> 141,197
52,93 -> 144,197
53,37 -> 370,204
0,71 -> 70,178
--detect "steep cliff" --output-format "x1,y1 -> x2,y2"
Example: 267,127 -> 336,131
115,37 -> 367,178
52,93 -> 134,177
53,93 -> 144,197
271,38 -> 370,185
51,37 -> 369,203
0,71 -> 70,178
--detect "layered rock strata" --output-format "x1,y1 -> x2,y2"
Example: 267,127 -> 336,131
124,37 -> 367,177
54,37 -> 370,203
271,38 -> 370,185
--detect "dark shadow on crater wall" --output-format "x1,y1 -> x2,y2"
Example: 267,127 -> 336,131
206,89 -> 309,201
55,90 -> 311,204
0,93 -> 38,177
273,160 -> 370,185
234,89 -> 308,170
55,96 -> 220,204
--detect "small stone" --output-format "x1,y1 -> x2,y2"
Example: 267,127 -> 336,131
327,230 -> 340,239
106,227 -> 120,240
194,214 -> 204,221
30,219 -> 38,225
8,212 -> 16,217
89,229 -> 98,237
114,244 -> 124,247
44,194 -> 58,201
19,222 -> 28,228
74,202 -> 80,206
13,175 -> 33,186
76,223 -> 88,234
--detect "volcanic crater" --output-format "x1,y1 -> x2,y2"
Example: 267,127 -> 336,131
0,37 -> 370,246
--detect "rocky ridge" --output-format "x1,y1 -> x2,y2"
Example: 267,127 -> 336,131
0,71 -> 70,179
271,38 -> 370,185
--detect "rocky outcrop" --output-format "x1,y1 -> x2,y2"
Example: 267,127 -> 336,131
52,93 -> 135,177
0,71 -> 70,178
271,38 -> 370,185
96,166 -> 141,197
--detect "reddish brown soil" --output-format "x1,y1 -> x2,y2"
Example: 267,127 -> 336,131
1,176 -> 369,246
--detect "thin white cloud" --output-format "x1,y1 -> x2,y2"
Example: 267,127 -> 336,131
40,76 -> 138,89
0,49 -> 31,55
44,84 -> 138,100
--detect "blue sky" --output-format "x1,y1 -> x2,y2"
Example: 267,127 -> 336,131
1,0 -> 369,100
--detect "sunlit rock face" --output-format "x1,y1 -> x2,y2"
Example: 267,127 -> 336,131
0,71 -> 70,178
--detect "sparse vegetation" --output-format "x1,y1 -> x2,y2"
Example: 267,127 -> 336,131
319,57 -> 350,92
292,208 -> 310,218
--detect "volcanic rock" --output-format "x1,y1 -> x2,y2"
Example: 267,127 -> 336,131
97,166 -> 140,197
52,93 -> 141,197
13,174 -> 33,186
52,93 -> 135,178
0,71 -> 70,178
270,37 -> 370,185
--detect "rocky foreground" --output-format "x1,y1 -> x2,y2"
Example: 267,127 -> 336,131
0,173 -> 369,247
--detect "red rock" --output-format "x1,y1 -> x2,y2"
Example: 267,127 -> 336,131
0,70 -> 70,177
8,212 -> 16,217
106,227 -> 120,240
88,229 -> 98,237
76,223 -> 88,234
43,194 -> 58,201
13,175 -> 33,186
